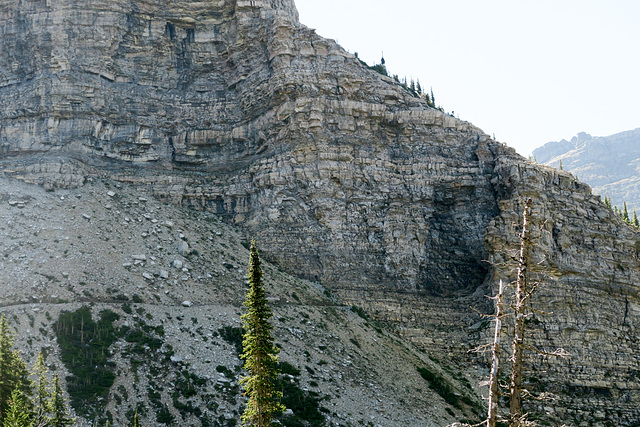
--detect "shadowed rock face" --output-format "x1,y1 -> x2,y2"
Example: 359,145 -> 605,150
2,0 -> 640,424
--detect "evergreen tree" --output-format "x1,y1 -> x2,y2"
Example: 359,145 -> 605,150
558,159 -> 563,170
0,315 -> 33,423
48,374 -> 73,427
430,87 -> 435,106
416,79 -> 422,95
132,410 -> 140,427
623,202 -> 630,223
240,241 -> 285,427
634,210 -> 639,228
32,352 -> 51,426
3,389 -> 33,427
604,195 -> 612,209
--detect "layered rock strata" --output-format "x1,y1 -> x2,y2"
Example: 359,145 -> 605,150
1,0 -> 639,424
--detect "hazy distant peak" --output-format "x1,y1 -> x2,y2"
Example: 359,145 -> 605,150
570,131 -> 593,145
532,127 -> 640,210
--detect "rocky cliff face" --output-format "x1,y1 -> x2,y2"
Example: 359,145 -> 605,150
1,0 -> 640,424
533,129 -> 640,211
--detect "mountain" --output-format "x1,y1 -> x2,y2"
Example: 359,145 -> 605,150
533,129 -> 640,211
1,0 -> 640,425
2,176 -> 470,426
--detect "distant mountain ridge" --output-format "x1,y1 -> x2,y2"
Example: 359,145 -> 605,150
533,128 -> 640,210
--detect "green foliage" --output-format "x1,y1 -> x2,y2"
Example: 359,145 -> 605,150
155,405 -> 174,424
32,352 -> 50,426
369,63 -> 388,76
0,317 -> 72,427
240,241 -> 285,426
218,326 -> 243,355
0,315 -> 33,423
3,389 -> 33,427
54,307 -> 120,419
278,362 -> 300,377
350,306 -> 368,320
610,199 -> 640,228
278,376 -> 325,427
49,374 -> 73,427
417,367 -> 462,409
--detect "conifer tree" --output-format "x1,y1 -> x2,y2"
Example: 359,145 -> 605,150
3,389 -> 33,427
634,210 -> 639,228
0,315 -> 33,423
623,202 -> 630,223
48,374 -> 73,427
32,352 -> 51,426
240,241 -> 285,427
132,410 -> 140,427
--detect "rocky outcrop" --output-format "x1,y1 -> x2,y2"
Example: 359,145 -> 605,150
1,0 -> 640,424
533,129 -> 640,211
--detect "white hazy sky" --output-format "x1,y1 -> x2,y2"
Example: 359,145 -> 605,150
294,0 -> 640,156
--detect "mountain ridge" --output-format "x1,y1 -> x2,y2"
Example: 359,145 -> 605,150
533,128 -> 640,211
1,0 -> 640,425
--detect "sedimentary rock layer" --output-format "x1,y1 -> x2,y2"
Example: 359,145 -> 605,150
1,0 -> 639,423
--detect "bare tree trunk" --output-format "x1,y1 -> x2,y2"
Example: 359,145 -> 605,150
487,279 -> 505,427
510,198 -> 533,426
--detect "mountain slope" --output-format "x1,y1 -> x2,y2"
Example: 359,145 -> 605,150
0,0 -> 639,425
533,129 -> 640,211
1,175 -> 485,426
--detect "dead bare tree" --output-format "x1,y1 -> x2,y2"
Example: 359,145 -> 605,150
509,198 -> 533,425
487,279 -> 505,427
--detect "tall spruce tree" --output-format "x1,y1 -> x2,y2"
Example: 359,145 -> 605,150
49,374 -> 73,427
32,352 -> 50,426
240,241 -> 285,427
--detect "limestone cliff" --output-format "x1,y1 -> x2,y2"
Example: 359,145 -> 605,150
1,0 -> 639,424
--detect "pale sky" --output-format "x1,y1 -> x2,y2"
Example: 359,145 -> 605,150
294,0 -> 640,156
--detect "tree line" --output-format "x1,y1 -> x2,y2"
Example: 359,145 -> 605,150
604,196 -> 640,228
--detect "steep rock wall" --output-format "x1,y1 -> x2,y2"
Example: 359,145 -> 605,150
1,0 -> 639,424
